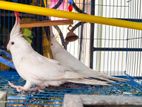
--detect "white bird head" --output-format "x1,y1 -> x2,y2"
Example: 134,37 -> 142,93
7,15 -> 32,53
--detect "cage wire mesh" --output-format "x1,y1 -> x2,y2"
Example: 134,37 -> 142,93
93,0 -> 142,76
93,0 -> 129,75
0,71 -> 141,107
126,0 -> 142,76
0,0 -> 142,106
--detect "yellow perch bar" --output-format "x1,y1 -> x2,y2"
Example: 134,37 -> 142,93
0,1 -> 142,30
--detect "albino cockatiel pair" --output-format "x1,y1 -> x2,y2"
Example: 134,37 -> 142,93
7,16 -> 123,92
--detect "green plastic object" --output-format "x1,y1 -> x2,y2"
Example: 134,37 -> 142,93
23,28 -> 33,44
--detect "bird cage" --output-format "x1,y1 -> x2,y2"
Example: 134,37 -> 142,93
0,0 -> 142,107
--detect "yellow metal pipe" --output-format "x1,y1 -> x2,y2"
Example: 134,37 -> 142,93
0,1 -> 142,30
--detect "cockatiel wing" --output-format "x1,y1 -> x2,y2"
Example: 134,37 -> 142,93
18,51 -> 85,82
19,51 -> 110,86
28,53 -> 110,85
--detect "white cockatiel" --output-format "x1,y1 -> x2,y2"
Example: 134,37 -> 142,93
50,35 -> 123,82
7,17 -> 114,92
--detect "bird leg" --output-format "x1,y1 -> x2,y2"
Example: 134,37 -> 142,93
8,81 -> 27,92
8,81 -> 32,92
30,85 -> 46,92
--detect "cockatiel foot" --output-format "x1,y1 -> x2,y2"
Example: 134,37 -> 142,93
8,81 -> 28,92
30,85 -> 45,92
8,81 -> 46,92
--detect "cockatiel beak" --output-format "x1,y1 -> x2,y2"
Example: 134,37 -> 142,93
7,43 -> 10,50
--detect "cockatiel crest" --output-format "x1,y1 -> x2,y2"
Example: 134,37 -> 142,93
10,12 -> 21,39
7,15 -> 31,53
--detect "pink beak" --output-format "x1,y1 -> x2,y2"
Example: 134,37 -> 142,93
7,43 -> 10,50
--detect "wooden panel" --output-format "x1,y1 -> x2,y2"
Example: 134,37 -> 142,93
20,20 -> 73,28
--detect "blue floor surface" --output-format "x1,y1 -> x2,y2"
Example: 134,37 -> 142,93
0,71 -> 142,106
